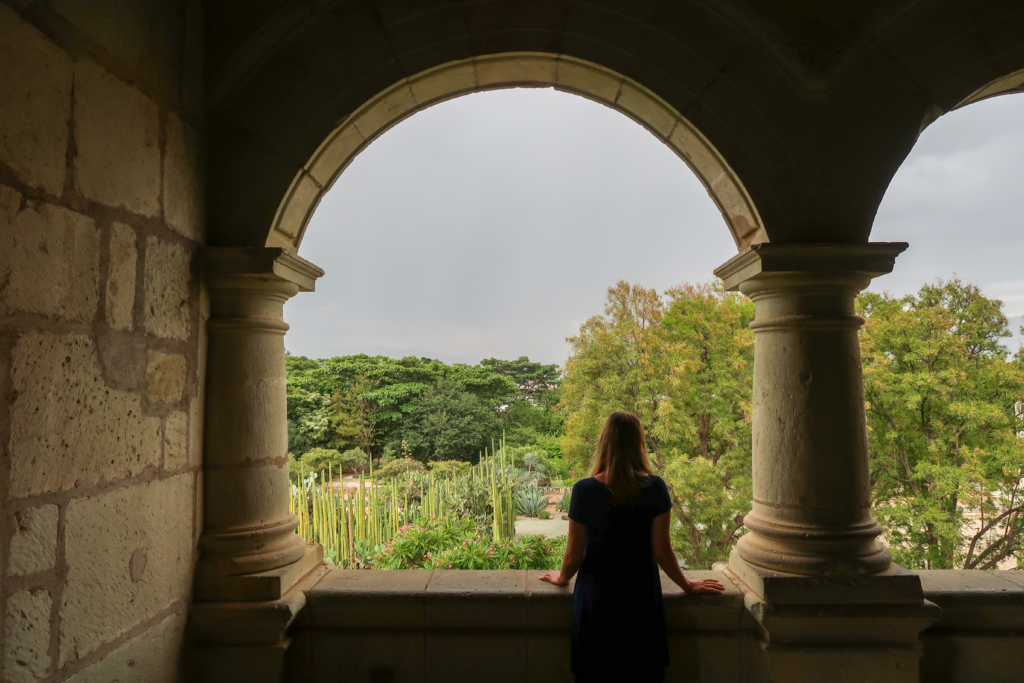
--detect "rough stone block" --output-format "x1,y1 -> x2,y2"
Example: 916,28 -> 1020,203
4,589 -> 53,683
310,631 -> 425,683
59,474 -> 193,666
51,0 -> 181,101
0,189 -> 99,322
164,411 -> 189,469
425,632 -> 526,683
0,5 -> 73,195
305,569 -> 430,629
163,112 -> 203,241
526,633 -> 573,683
105,222 -> 137,330
144,236 -> 191,339
63,607 -> 186,683
7,504 -> 59,576
146,350 -> 186,405
10,334 -> 162,498
73,59 -> 160,216
425,569 -> 527,629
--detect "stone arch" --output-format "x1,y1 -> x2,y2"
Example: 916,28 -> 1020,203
265,53 -> 766,254
953,68 -> 1024,110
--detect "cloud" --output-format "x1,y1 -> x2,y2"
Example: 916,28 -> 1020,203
285,88 -> 1024,363
286,88 -> 735,365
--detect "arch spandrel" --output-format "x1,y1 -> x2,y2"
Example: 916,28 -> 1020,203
266,54 -> 767,254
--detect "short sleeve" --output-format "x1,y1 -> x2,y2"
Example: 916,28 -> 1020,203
650,476 -> 672,516
568,480 -> 589,526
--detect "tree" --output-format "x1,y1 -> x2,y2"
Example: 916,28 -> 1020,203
286,354 -> 516,456
558,281 -> 686,474
559,281 -> 756,568
479,356 -> 561,403
388,380 -> 499,462
860,279 -> 1024,570
657,283 -> 754,568
330,376 -> 380,461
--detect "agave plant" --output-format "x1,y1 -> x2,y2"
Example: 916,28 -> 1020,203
516,487 -> 546,517
555,490 -> 572,513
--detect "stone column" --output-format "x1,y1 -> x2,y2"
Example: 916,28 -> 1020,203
194,247 -> 325,601
715,244 -> 940,683
715,243 -> 905,577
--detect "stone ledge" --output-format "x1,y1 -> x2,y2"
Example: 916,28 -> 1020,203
720,553 -> 925,606
304,568 -> 746,632
919,570 -> 1024,631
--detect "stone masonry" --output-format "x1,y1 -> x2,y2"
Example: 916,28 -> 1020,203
0,2 -> 204,682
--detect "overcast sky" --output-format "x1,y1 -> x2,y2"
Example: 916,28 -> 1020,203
285,88 -> 1024,366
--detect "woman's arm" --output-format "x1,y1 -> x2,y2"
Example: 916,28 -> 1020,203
539,519 -> 588,586
652,511 -> 724,594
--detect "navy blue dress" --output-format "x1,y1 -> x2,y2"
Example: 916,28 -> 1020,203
568,475 -> 673,683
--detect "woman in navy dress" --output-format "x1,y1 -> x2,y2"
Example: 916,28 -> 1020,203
540,411 -> 724,683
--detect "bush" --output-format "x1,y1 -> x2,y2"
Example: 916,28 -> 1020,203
538,510 -> 551,520
339,448 -> 369,470
555,490 -> 572,512
516,487 -> 546,517
375,517 -> 565,570
375,457 -> 427,480
298,448 -> 346,476
427,460 -> 472,478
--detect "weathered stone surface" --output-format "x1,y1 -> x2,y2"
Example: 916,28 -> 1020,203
51,0 -> 181,101
144,236 -> 191,339
73,59 -> 160,216
4,589 -> 53,683
164,411 -> 188,470
9,334 -> 161,498
105,222 -> 137,330
146,350 -> 186,405
164,112 -> 203,241
0,4 -> 73,195
63,608 -> 186,683
7,504 -> 59,577
59,474 -> 193,666
0,189 -> 99,322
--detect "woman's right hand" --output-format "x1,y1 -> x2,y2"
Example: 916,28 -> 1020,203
685,578 -> 725,594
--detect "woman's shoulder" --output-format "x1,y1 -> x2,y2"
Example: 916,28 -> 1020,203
572,476 -> 600,491
641,474 -> 669,492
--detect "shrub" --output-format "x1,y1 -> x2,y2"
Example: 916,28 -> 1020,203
375,517 -> 565,570
339,448 -> 369,471
375,457 -> 427,480
299,448 -> 345,476
516,487 -> 546,517
538,510 -> 551,520
555,490 -> 572,512
427,460 -> 472,478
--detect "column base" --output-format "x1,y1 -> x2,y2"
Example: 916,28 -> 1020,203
718,551 -> 941,683
189,554 -> 331,683
196,544 -> 325,602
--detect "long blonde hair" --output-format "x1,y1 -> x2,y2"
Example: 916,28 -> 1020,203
590,411 -> 654,504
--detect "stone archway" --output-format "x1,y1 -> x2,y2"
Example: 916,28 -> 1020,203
265,53 -> 766,254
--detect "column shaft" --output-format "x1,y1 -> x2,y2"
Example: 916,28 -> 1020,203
195,248 -> 324,600
716,244 -> 907,576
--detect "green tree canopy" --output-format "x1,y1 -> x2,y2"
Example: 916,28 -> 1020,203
386,379 -> 500,462
860,279 -> 1024,570
558,281 -> 754,568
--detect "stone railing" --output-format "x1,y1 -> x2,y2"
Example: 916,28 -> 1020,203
283,567 -> 1024,682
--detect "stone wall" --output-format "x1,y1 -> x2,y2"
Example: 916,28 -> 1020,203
0,2 -> 204,682
291,569 -> 1024,683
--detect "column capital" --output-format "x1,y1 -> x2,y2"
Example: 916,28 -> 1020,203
203,247 -> 325,292
714,242 -> 908,291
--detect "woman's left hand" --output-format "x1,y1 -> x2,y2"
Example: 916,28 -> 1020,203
539,571 -> 568,586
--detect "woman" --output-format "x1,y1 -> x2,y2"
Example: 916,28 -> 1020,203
540,411 -> 724,682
